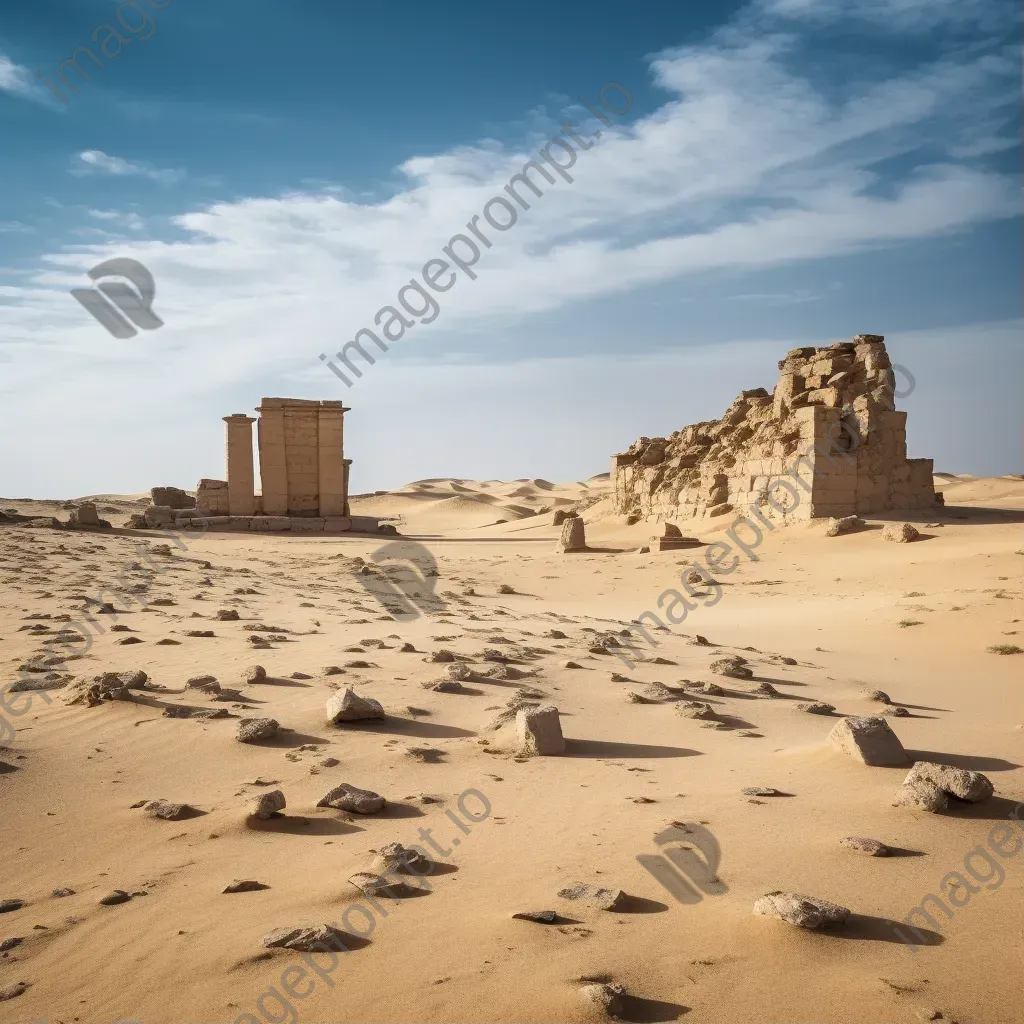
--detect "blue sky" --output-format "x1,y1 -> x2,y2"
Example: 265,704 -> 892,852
1,0 -> 1020,497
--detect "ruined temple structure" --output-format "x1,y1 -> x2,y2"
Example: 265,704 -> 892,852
184,398 -> 385,534
612,335 -> 940,524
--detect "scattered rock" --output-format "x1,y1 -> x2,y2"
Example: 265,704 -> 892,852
242,665 -> 267,684
512,910 -> 557,923
0,900 -> 24,914
742,786 -> 780,797
556,516 -> 586,553
0,982 -> 29,1002
753,891 -> 850,929
825,515 -> 864,537
263,924 -> 352,952
557,884 -> 627,911
516,705 -> 565,755
316,783 -> 386,814
893,779 -> 949,813
882,522 -> 920,543
237,718 -> 279,743
144,799 -> 199,821
828,716 -> 908,766
372,842 -> 434,875
186,674 -> 219,691
223,880 -> 267,893
348,872 -> 406,898
865,689 -> 891,703
51,888 -> 75,898
839,837 -> 890,856
250,790 -> 286,820
678,700 -> 717,720
904,762 -> 993,802
98,890 -> 133,906
216,608 -> 240,621
326,687 -> 385,724
710,657 -> 752,680
580,982 -> 626,1018
0,937 -> 23,952
797,701 -> 835,715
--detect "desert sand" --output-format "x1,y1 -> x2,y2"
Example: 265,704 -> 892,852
1,473 -> 1023,1024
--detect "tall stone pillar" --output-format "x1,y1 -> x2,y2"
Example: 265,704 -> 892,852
223,414 -> 256,516
256,399 -> 288,515
342,459 -> 352,516
284,400 -> 320,515
317,401 -> 347,516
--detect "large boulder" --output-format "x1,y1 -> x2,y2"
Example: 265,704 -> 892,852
516,705 -> 566,755
556,517 -> 586,553
903,762 -> 993,802
828,715 -> 908,766
326,687 -> 385,724
753,891 -> 850,929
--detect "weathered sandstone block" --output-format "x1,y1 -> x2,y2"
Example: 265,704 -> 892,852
516,705 -> 566,755
828,715 -> 908,766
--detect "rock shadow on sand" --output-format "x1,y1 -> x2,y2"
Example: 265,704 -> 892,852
565,739 -> 700,759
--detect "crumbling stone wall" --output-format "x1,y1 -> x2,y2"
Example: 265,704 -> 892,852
612,335 -> 938,523
196,478 -> 230,516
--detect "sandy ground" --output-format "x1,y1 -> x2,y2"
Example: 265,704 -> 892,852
1,475 -> 1022,1024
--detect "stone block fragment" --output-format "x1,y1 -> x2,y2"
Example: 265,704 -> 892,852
828,715 -> 908,766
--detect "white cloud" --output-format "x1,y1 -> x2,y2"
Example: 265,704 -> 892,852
757,0 -> 1016,31
88,209 -> 147,232
0,53 -> 49,103
71,150 -> 184,184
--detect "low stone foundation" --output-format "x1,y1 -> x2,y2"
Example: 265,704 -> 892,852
128,507 -> 392,534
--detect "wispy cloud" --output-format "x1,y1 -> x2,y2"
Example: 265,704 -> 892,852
70,150 -> 185,184
758,0 -> 1018,31
88,209 -> 147,232
0,52 -> 49,104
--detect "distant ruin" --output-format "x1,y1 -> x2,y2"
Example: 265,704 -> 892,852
612,335 -> 939,523
134,399 -> 386,533
199,399 -> 352,519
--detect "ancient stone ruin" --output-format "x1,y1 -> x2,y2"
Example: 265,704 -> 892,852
612,335 -> 939,523
132,398 -> 388,534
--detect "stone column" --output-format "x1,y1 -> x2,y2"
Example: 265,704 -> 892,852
283,400 -> 320,515
342,459 -> 352,516
317,401 -> 347,516
223,415 -> 256,516
256,399 -> 288,515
